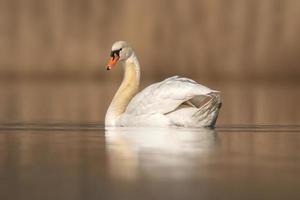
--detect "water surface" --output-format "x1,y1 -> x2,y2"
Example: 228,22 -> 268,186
0,80 -> 299,199
0,124 -> 299,200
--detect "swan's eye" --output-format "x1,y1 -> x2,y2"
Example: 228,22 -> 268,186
110,48 -> 122,58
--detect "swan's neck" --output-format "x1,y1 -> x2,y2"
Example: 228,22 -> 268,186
105,54 -> 140,126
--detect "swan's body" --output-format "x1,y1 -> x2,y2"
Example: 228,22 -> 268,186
105,41 -> 222,127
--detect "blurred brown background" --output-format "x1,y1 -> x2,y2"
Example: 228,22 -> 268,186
0,0 -> 299,124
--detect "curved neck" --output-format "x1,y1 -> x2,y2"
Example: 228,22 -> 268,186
105,53 -> 140,126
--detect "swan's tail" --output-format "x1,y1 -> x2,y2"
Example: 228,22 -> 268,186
192,92 -> 222,127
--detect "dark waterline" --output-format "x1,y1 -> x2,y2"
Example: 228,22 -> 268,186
0,122 -> 299,132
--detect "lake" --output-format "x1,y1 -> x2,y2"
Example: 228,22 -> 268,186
0,80 -> 299,200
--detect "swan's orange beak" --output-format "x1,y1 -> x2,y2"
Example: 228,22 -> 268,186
106,55 -> 119,70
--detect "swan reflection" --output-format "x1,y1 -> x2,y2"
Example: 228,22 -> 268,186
105,127 -> 218,181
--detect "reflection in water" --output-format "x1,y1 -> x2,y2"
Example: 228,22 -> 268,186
105,127 -> 217,181
0,126 -> 299,199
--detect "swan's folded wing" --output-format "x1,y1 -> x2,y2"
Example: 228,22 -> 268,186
125,76 -> 217,116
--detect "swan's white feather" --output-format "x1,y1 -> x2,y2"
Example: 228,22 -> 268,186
126,76 -> 213,114
118,76 -> 221,127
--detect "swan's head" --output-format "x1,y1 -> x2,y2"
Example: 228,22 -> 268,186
106,41 -> 134,70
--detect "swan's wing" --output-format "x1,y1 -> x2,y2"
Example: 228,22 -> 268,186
125,76 -> 219,116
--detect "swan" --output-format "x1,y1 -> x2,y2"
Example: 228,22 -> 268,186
105,41 -> 222,127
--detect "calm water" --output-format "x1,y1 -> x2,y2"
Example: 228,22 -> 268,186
0,124 -> 299,200
0,80 -> 299,199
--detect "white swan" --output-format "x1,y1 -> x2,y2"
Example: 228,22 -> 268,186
105,41 -> 222,127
